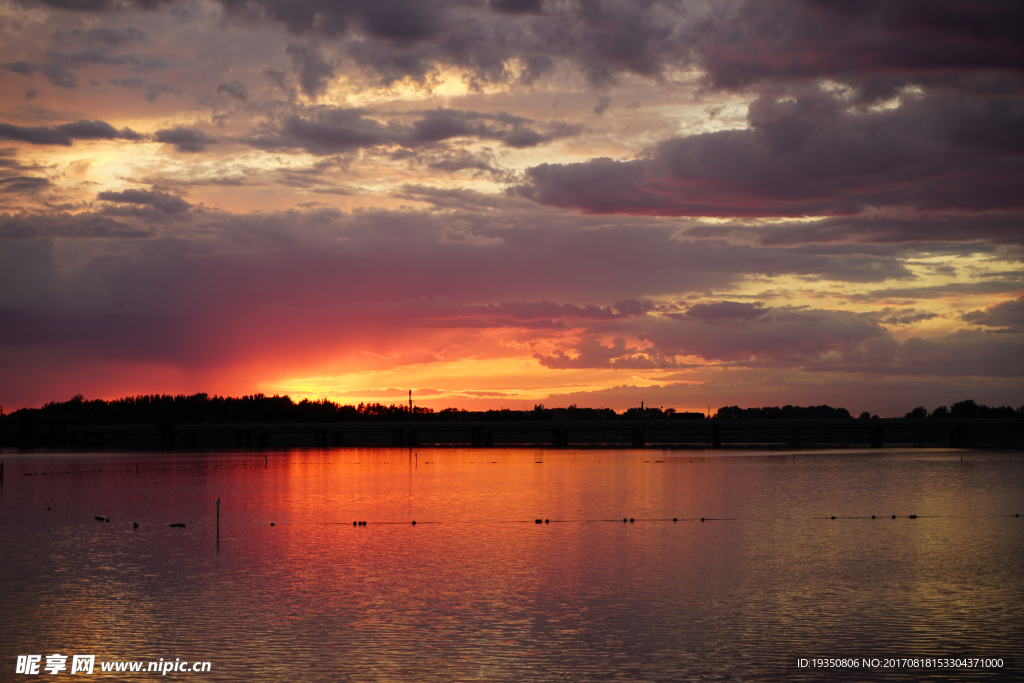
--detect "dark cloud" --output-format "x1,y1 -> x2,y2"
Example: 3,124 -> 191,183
420,149 -> 511,180
82,46 -> 153,68
684,213 -> 1024,248
215,0 -> 443,42
2,61 -> 37,76
685,302 -> 767,322
850,276 -> 1024,303
394,184 -> 521,210
55,26 -> 147,45
251,108 -> 396,151
0,120 -> 140,146
97,188 -> 192,214
17,0 -> 1022,93
108,77 -> 180,101
876,309 -> 939,326
153,127 -> 218,153
0,148 -> 50,196
216,80 -> 248,100
536,336 -> 679,370
532,303 -> 1024,377
410,108 -> 577,148
962,296 -> 1024,332
0,211 -> 149,239
491,0 -> 543,14
0,176 -> 52,193
248,106 -> 579,153
21,0 -> 173,10
2,60 -> 79,88
691,0 -> 1024,94
513,90 -> 1024,217
470,299 -> 648,321
286,42 -> 335,98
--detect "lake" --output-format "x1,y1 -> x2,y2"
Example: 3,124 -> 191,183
1,447 -> 1021,681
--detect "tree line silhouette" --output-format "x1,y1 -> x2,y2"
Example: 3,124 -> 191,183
902,400 -> 1022,419
2,393 -> 1021,433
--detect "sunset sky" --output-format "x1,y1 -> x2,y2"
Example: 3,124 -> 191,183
1,0 -> 1021,415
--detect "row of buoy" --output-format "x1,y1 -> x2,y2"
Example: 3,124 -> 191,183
832,515 -> 918,519
72,510 -> 1024,530
92,516 -> 141,528
350,520 -> 417,525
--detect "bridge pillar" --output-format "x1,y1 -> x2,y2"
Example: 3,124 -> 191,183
792,426 -> 801,448
712,425 -> 721,449
471,428 -> 482,447
406,430 -> 418,448
551,427 -> 568,447
481,429 -> 493,447
258,432 -> 270,447
631,427 -> 644,448
331,431 -> 344,446
870,425 -> 883,448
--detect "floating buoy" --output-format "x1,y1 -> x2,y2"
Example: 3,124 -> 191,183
701,517 -> 705,522
544,519 -> 549,524
831,516 -> 836,520
871,515 -> 876,519
909,515 -> 917,519
673,518 -> 678,522
629,518 -> 634,523
412,521 -> 416,525
47,507 -> 51,511
94,516 -> 104,521
133,522 -> 139,528
892,515 -> 896,519
169,523 -> 186,528
270,522 -> 275,526
623,518 -> 627,523
353,521 -> 357,526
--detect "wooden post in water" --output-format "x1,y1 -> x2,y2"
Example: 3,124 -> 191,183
216,497 -> 220,541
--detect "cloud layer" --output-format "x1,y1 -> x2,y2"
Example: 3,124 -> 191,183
0,0 -> 1021,413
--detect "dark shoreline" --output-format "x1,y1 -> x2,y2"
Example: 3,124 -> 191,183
3,417 -> 1022,450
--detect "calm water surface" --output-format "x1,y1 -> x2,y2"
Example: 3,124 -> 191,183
1,448 -> 1022,682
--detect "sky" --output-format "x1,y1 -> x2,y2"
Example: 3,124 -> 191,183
1,0 -> 1022,415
